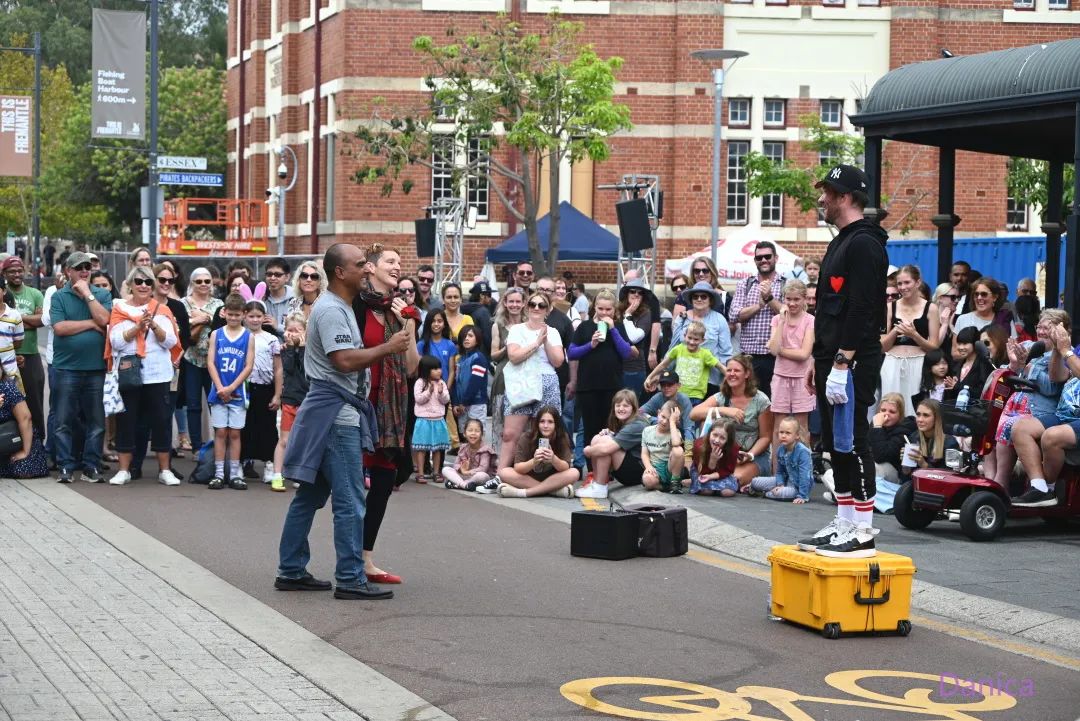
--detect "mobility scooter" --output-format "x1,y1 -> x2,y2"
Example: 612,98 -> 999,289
894,371 -> 1080,541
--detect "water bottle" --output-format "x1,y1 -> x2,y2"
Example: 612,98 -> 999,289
956,386 -> 970,412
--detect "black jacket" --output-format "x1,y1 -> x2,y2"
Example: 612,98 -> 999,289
868,416 -> 917,473
812,219 -> 889,362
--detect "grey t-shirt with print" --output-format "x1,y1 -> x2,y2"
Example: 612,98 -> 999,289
305,291 -> 366,426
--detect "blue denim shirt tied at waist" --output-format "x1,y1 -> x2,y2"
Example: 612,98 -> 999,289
283,379 -> 378,484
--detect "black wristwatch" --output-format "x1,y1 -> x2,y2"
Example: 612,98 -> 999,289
833,352 -> 852,367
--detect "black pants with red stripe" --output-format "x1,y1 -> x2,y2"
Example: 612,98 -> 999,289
815,354 -> 880,502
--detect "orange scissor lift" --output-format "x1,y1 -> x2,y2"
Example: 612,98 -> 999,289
159,198 -> 270,256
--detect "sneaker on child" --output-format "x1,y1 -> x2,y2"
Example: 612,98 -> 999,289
575,482 -> 608,499
1011,487 -> 1057,507
158,469 -> 182,486
108,470 -> 132,486
476,477 -> 501,494
263,462 -> 276,484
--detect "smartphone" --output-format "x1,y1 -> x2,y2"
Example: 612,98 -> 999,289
538,438 -> 550,450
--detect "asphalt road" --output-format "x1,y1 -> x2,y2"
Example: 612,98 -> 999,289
72,471 -> 1080,721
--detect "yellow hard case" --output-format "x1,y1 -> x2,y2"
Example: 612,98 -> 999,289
767,544 -> 916,639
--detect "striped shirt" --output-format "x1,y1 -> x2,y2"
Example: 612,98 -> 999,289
0,306 -> 25,381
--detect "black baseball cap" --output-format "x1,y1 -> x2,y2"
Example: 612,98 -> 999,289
471,281 -> 492,295
658,370 -> 680,385
815,164 -> 870,195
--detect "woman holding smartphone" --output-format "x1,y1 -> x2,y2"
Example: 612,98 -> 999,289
494,405 -> 577,498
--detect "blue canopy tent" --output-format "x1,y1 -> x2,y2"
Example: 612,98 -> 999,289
485,201 -> 621,263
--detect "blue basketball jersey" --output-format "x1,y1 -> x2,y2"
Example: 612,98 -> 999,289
208,327 -> 250,407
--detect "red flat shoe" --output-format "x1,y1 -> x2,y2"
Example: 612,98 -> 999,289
367,572 -> 402,585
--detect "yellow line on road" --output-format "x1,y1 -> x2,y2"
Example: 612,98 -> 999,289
685,548 -> 770,580
579,497 -> 604,511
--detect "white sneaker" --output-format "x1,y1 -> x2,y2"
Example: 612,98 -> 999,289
108,470 -> 132,486
575,482 -> 608,499
158,469 -> 181,486
263,462 -> 275,484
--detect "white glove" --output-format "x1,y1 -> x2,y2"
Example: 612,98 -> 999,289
622,318 -> 646,344
825,367 -> 850,405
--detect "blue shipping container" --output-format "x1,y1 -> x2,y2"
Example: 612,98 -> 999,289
885,235 -> 1067,299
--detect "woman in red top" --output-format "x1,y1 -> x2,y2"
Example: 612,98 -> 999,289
352,244 -> 419,585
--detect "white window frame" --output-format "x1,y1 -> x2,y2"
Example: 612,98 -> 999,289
1048,0 -> 1068,9
857,0 -> 880,5
820,100 -> 843,128
430,132 -> 490,220
728,98 -> 750,127
761,142 -> 784,226
1006,196 -> 1028,231
726,141 -> 749,226
1012,0 -> 1035,7
822,0 -> 845,6
764,99 -> 786,127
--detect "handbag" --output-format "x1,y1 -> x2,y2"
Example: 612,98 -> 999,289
115,302 -> 159,391
116,354 -> 143,391
103,369 -> 126,416
503,353 -> 543,410
0,418 -> 23,456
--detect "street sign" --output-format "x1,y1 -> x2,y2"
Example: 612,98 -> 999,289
157,155 -> 207,171
159,172 -> 223,187
91,10 -> 146,140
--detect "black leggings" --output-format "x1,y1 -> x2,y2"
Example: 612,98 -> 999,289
577,388 -> 617,452
815,355 -> 881,502
364,465 -> 396,552
116,382 -> 172,454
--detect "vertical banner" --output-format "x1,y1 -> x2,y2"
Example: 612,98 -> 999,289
0,96 -> 33,177
91,9 -> 146,140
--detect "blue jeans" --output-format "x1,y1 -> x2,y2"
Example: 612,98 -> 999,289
623,371 -> 647,403
53,368 -> 105,472
277,424 -> 367,587
563,397 -> 586,470
183,360 -> 212,449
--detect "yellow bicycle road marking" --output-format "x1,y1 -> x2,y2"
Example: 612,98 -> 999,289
561,671 -> 1019,721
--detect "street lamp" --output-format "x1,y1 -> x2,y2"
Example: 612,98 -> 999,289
690,48 -> 748,271
272,145 -> 298,255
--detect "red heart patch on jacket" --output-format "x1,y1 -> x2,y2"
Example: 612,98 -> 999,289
830,276 -> 844,292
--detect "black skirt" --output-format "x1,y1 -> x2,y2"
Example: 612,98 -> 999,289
241,383 -> 279,461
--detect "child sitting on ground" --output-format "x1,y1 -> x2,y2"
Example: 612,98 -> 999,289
690,417 -> 752,497
641,401 -> 686,494
748,415 -> 813,503
443,418 -> 496,490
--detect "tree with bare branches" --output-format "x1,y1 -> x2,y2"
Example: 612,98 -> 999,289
351,13 -> 631,275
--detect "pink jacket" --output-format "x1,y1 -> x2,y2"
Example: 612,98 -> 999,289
414,378 -> 450,419
455,443 -> 496,474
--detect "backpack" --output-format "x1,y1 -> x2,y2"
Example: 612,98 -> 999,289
191,440 -> 223,484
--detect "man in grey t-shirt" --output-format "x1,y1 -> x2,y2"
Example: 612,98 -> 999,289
277,243 -> 409,601
305,291 -> 367,426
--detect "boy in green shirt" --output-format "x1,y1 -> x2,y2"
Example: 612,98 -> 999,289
645,321 -> 720,404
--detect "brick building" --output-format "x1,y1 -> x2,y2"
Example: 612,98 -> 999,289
226,0 -> 1080,279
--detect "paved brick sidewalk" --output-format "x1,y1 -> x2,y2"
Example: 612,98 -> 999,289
0,480 -> 364,721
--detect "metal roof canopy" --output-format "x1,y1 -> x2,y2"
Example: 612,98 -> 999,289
851,39 -> 1080,331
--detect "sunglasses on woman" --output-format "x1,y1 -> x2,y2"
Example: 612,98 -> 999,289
192,278 -> 212,285
886,292 -> 901,300
299,272 -> 320,281
131,277 -> 153,287
528,301 -> 548,309
693,267 -> 711,276
672,284 -> 687,293
156,276 -> 175,284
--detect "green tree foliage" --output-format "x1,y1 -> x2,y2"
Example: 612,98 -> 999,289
744,113 -> 865,214
0,36 -> 106,241
43,66 -> 227,234
353,13 -> 632,274
0,0 -> 227,85
1007,157 -> 1076,221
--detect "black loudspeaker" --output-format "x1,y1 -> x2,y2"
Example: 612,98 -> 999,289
570,510 -> 639,560
415,218 -> 436,257
615,198 -> 653,252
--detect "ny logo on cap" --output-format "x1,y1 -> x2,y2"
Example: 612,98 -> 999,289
829,167 -> 843,180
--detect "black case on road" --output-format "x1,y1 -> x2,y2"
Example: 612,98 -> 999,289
570,509 -> 639,560
626,504 -> 688,557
